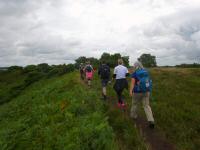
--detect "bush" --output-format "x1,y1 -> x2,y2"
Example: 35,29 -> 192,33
7,66 -> 23,72
23,65 -> 37,73
47,64 -> 75,77
37,63 -> 51,73
25,71 -> 45,86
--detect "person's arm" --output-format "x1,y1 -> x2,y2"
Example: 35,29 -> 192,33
112,67 -> 117,80
130,78 -> 135,97
112,74 -> 116,79
126,68 -> 129,77
98,66 -> 101,76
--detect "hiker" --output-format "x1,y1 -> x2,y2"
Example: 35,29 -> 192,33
79,63 -> 85,80
84,61 -> 94,86
113,59 -> 129,107
129,61 -> 155,129
98,61 -> 110,100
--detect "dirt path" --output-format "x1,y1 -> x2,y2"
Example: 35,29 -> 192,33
135,116 -> 176,150
107,96 -> 176,150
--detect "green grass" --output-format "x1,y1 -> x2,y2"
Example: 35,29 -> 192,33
0,72 -> 115,150
0,71 -> 146,150
1,68 -> 199,150
150,68 -> 200,150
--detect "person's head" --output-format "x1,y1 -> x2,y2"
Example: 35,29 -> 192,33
118,58 -> 123,65
133,61 -> 144,70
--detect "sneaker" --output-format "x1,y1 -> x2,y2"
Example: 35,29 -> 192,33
149,121 -> 155,129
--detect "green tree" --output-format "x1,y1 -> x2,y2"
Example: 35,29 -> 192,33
138,54 -> 157,67
87,57 -> 99,68
100,53 -> 111,62
75,56 -> 87,68
99,52 -> 129,67
122,56 -> 129,67
37,63 -> 51,73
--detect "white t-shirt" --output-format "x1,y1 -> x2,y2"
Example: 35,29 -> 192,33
114,65 -> 128,79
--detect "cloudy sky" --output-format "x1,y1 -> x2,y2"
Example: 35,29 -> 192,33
0,0 -> 200,66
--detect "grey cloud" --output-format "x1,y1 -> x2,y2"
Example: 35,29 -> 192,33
0,0 -> 200,67
127,7 -> 200,65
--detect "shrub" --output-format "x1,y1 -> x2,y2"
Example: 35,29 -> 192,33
37,63 -> 51,73
23,65 -> 37,73
25,71 -> 45,86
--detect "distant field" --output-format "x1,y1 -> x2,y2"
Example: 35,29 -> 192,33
0,67 -> 199,150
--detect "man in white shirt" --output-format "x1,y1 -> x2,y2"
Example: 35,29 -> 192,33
113,59 -> 129,107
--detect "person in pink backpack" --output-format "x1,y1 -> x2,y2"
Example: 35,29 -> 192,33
84,61 -> 94,86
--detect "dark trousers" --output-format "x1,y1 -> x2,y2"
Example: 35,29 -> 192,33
116,89 -> 124,104
113,79 -> 128,104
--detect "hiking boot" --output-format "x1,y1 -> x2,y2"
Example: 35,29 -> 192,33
149,121 -> 155,129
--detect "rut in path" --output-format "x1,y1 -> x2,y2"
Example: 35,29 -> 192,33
107,96 -> 176,150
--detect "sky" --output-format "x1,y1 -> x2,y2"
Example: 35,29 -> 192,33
0,0 -> 200,67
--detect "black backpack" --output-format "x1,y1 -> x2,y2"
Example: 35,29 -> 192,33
100,65 -> 110,79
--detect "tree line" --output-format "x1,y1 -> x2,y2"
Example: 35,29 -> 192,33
75,53 -> 157,68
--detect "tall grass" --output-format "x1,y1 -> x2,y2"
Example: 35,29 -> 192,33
150,68 -> 200,150
0,72 -> 117,150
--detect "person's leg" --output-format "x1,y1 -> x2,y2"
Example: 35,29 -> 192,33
88,79 -> 91,86
142,92 -> 155,128
130,93 -> 140,119
101,79 -> 108,99
81,72 -> 84,80
117,89 -> 123,104
102,86 -> 107,99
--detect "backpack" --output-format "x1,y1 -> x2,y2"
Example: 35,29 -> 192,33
85,65 -> 92,72
135,69 -> 152,93
100,65 -> 110,79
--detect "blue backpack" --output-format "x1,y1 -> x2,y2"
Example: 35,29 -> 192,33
135,69 -> 152,93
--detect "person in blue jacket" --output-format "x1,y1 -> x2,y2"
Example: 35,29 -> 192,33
129,61 -> 155,129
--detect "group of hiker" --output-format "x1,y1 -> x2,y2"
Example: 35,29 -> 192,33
79,59 -> 155,129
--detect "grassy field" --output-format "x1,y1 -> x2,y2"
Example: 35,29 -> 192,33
150,68 -> 200,150
0,67 -> 199,150
0,70 -> 145,150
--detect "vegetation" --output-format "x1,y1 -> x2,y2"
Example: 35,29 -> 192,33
176,63 -> 200,68
138,53 -> 157,67
0,63 -> 75,105
0,71 -> 146,150
150,68 -> 200,150
0,52 -> 200,149
99,52 -> 129,67
75,52 -> 129,68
